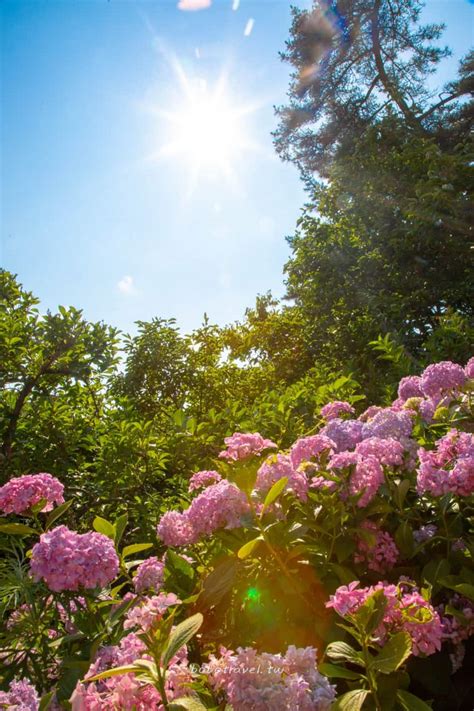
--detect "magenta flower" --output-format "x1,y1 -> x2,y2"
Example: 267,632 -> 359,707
320,419 -> 364,452
417,429 -> 474,497
320,400 -> 355,421
188,470 -> 221,492
124,592 -> 180,632
133,557 -> 165,594
218,432 -> 277,461
420,361 -> 466,398
0,678 -> 39,710
0,473 -> 64,515
290,434 -> 335,469
256,453 -> 309,501
354,521 -> 399,573
355,436 -> 404,466
398,376 -> 423,402
30,525 -> 119,592
465,356 -> 474,379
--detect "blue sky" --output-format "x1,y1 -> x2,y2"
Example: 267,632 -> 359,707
1,0 -> 472,335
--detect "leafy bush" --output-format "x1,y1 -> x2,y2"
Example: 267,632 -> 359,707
0,357 -> 473,709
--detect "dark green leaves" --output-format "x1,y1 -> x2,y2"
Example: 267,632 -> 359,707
370,632 -> 412,674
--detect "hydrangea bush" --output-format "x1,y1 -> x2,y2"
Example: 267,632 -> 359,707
0,358 -> 473,710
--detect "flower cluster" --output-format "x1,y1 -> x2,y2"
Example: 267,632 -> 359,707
320,400 -> 355,420
157,480 -> 251,546
30,525 -> 119,592
361,409 -> 413,441
327,581 -> 443,656
328,452 -> 384,507
0,473 -> 64,515
417,429 -> 474,497
420,361 -> 466,398
320,419 -> 363,452
355,436 -> 404,466
133,556 -> 165,594
206,645 -> 335,711
256,453 -> 309,502
124,592 -> 180,632
72,632 -> 192,710
188,470 -> 221,492
290,435 -> 335,469
219,432 -> 277,461
0,678 -> 40,710
398,376 -> 423,402
354,521 -> 399,573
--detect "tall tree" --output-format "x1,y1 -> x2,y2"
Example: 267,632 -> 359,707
274,0 -> 472,181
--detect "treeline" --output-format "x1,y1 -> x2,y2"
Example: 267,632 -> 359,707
1,0 -> 472,536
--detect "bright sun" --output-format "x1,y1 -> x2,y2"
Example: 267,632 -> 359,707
170,82 -> 245,170
149,66 -> 257,193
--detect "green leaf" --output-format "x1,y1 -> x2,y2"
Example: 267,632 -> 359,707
169,698 -> 208,711
93,516 -> 115,539
31,498 -> 48,514
394,521 -> 414,558
318,662 -> 361,680
122,543 -> 153,558
450,583 -> 474,601
396,689 -> 432,710
199,558 -> 238,610
261,477 -> 288,515
423,558 -> 450,593
237,536 -> 263,559
395,479 -> 411,509
326,641 -> 364,665
85,664 -> 140,682
39,691 -> 55,711
370,632 -> 412,673
45,500 -> 73,530
114,514 -> 128,545
332,689 -> 370,710
0,522 -> 37,536
162,613 -> 203,670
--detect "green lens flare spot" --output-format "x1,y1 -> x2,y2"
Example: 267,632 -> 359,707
245,587 -> 261,603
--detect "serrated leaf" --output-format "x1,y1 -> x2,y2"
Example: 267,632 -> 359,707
318,662 -> 361,680
0,522 -> 37,536
93,516 -> 115,539
162,613 -> 203,670
370,632 -> 412,673
45,500 -> 73,530
261,477 -> 288,515
122,543 -> 153,558
332,689 -> 370,710
326,641 -> 364,665
237,536 -> 263,559
396,689 -> 432,710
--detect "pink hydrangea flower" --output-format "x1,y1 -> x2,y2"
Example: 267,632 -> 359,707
320,419 -> 364,452
0,678 -> 39,710
398,376 -> 423,402
72,631 -> 193,710
420,361 -> 466,398
329,453 -> 384,507
355,437 -> 404,466
327,581 -> 442,656
290,435 -> 335,469
465,356 -> 474,379
358,406 -> 383,422
417,429 -> 474,497
361,409 -> 414,441
354,521 -> 399,573
0,473 -> 64,514
156,510 -> 198,547
157,480 -> 251,547
256,453 -> 309,502
206,645 -> 335,711
30,525 -> 119,592
320,401 -> 355,421
218,433 -> 277,461
124,592 -> 180,632
186,480 -> 251,535
188,470 -> 221,492
133,557 -> 165,594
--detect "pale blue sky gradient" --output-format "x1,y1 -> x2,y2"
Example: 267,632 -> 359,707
1,0 -> 472,334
